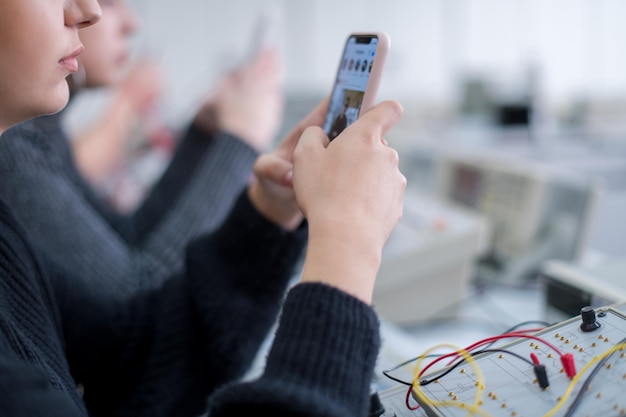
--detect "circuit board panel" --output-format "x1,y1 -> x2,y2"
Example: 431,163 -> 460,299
380,306 -> 626,417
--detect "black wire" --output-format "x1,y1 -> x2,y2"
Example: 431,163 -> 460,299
419,348 -> 534,386
382,354 -> 441,386
479,320 -> 552,351
562,336 -> 626,417
503,320 -> 552,333
382,320 -> 549,386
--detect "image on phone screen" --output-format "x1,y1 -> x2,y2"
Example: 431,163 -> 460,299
323,34 -> 382,140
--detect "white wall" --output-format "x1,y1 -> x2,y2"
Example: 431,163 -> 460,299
130,0 -> 444,125
127,0 -> 626,128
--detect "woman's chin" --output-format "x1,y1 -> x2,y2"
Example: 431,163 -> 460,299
39,86 -> 71,116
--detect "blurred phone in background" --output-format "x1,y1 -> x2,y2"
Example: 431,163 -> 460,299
221,5 -> 284,72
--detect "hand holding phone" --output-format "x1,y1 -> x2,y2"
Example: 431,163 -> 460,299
323,32 -> 390,140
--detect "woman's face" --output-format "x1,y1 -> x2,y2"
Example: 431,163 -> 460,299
0,0 -> 101,132
78,0 -> 139,87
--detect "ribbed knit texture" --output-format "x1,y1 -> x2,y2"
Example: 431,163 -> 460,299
0,200 -> 86,416
0,113 -> 258,302
0,191 -> 332,416
207,283 -> 381,417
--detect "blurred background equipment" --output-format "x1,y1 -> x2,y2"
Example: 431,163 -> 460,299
541,257 -> 626,323
373,190 -> 489,324
435,151 -> 601,285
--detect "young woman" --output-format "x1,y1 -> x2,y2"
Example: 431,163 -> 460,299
0,0 -> 285,302
0,0 -> 100,131
0,0 -> 406,416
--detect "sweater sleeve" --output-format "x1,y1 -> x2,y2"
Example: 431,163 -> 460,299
60,191 -> 308,417
128,123 -> 258,249
0,117 -> 259,302
0,343 -> 85,417
207,283 -> 382,417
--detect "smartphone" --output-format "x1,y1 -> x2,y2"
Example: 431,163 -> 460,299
322,32 -> 390,141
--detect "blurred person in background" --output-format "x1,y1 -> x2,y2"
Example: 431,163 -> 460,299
0,0 -> 285,300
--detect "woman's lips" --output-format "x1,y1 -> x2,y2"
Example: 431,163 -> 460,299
59,45 -> 85,73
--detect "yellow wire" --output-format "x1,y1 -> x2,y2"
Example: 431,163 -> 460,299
410,340 -> 626,417
542,343 -> 626,417
411,343 -> 493,417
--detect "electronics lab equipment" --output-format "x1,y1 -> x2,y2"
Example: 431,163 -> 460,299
377,303 -> 626,417
541,258 -> 626,323
435,151 -> 600,285
372,190 -> 489,324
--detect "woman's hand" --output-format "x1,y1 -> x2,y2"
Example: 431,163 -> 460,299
247,98 -> 328,230
194,48 -> 284,151
294,100 -> 405,303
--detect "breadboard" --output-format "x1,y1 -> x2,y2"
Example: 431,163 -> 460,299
379,306 -> 626,417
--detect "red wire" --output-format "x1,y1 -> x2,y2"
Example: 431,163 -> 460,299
530,352 -> 540,365
405,385 -> 421,410
406,327 -> 562,411
418,331 -> 565,379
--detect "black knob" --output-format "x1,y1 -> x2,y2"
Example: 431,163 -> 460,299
580,306 -> 601,332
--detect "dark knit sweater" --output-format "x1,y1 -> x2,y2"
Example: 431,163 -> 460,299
0,190 -> 382,416
0,112 -> 258,299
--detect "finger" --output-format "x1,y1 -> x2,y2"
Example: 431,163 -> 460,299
256,48 -> 281,72
293,125 -> 330,159
277,97 -> 330,153
342,100 -> 403,143
247,48 -> 282,81
254,153 -> 295,186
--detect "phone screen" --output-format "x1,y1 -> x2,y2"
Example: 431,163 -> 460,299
323,35 -> 382,140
